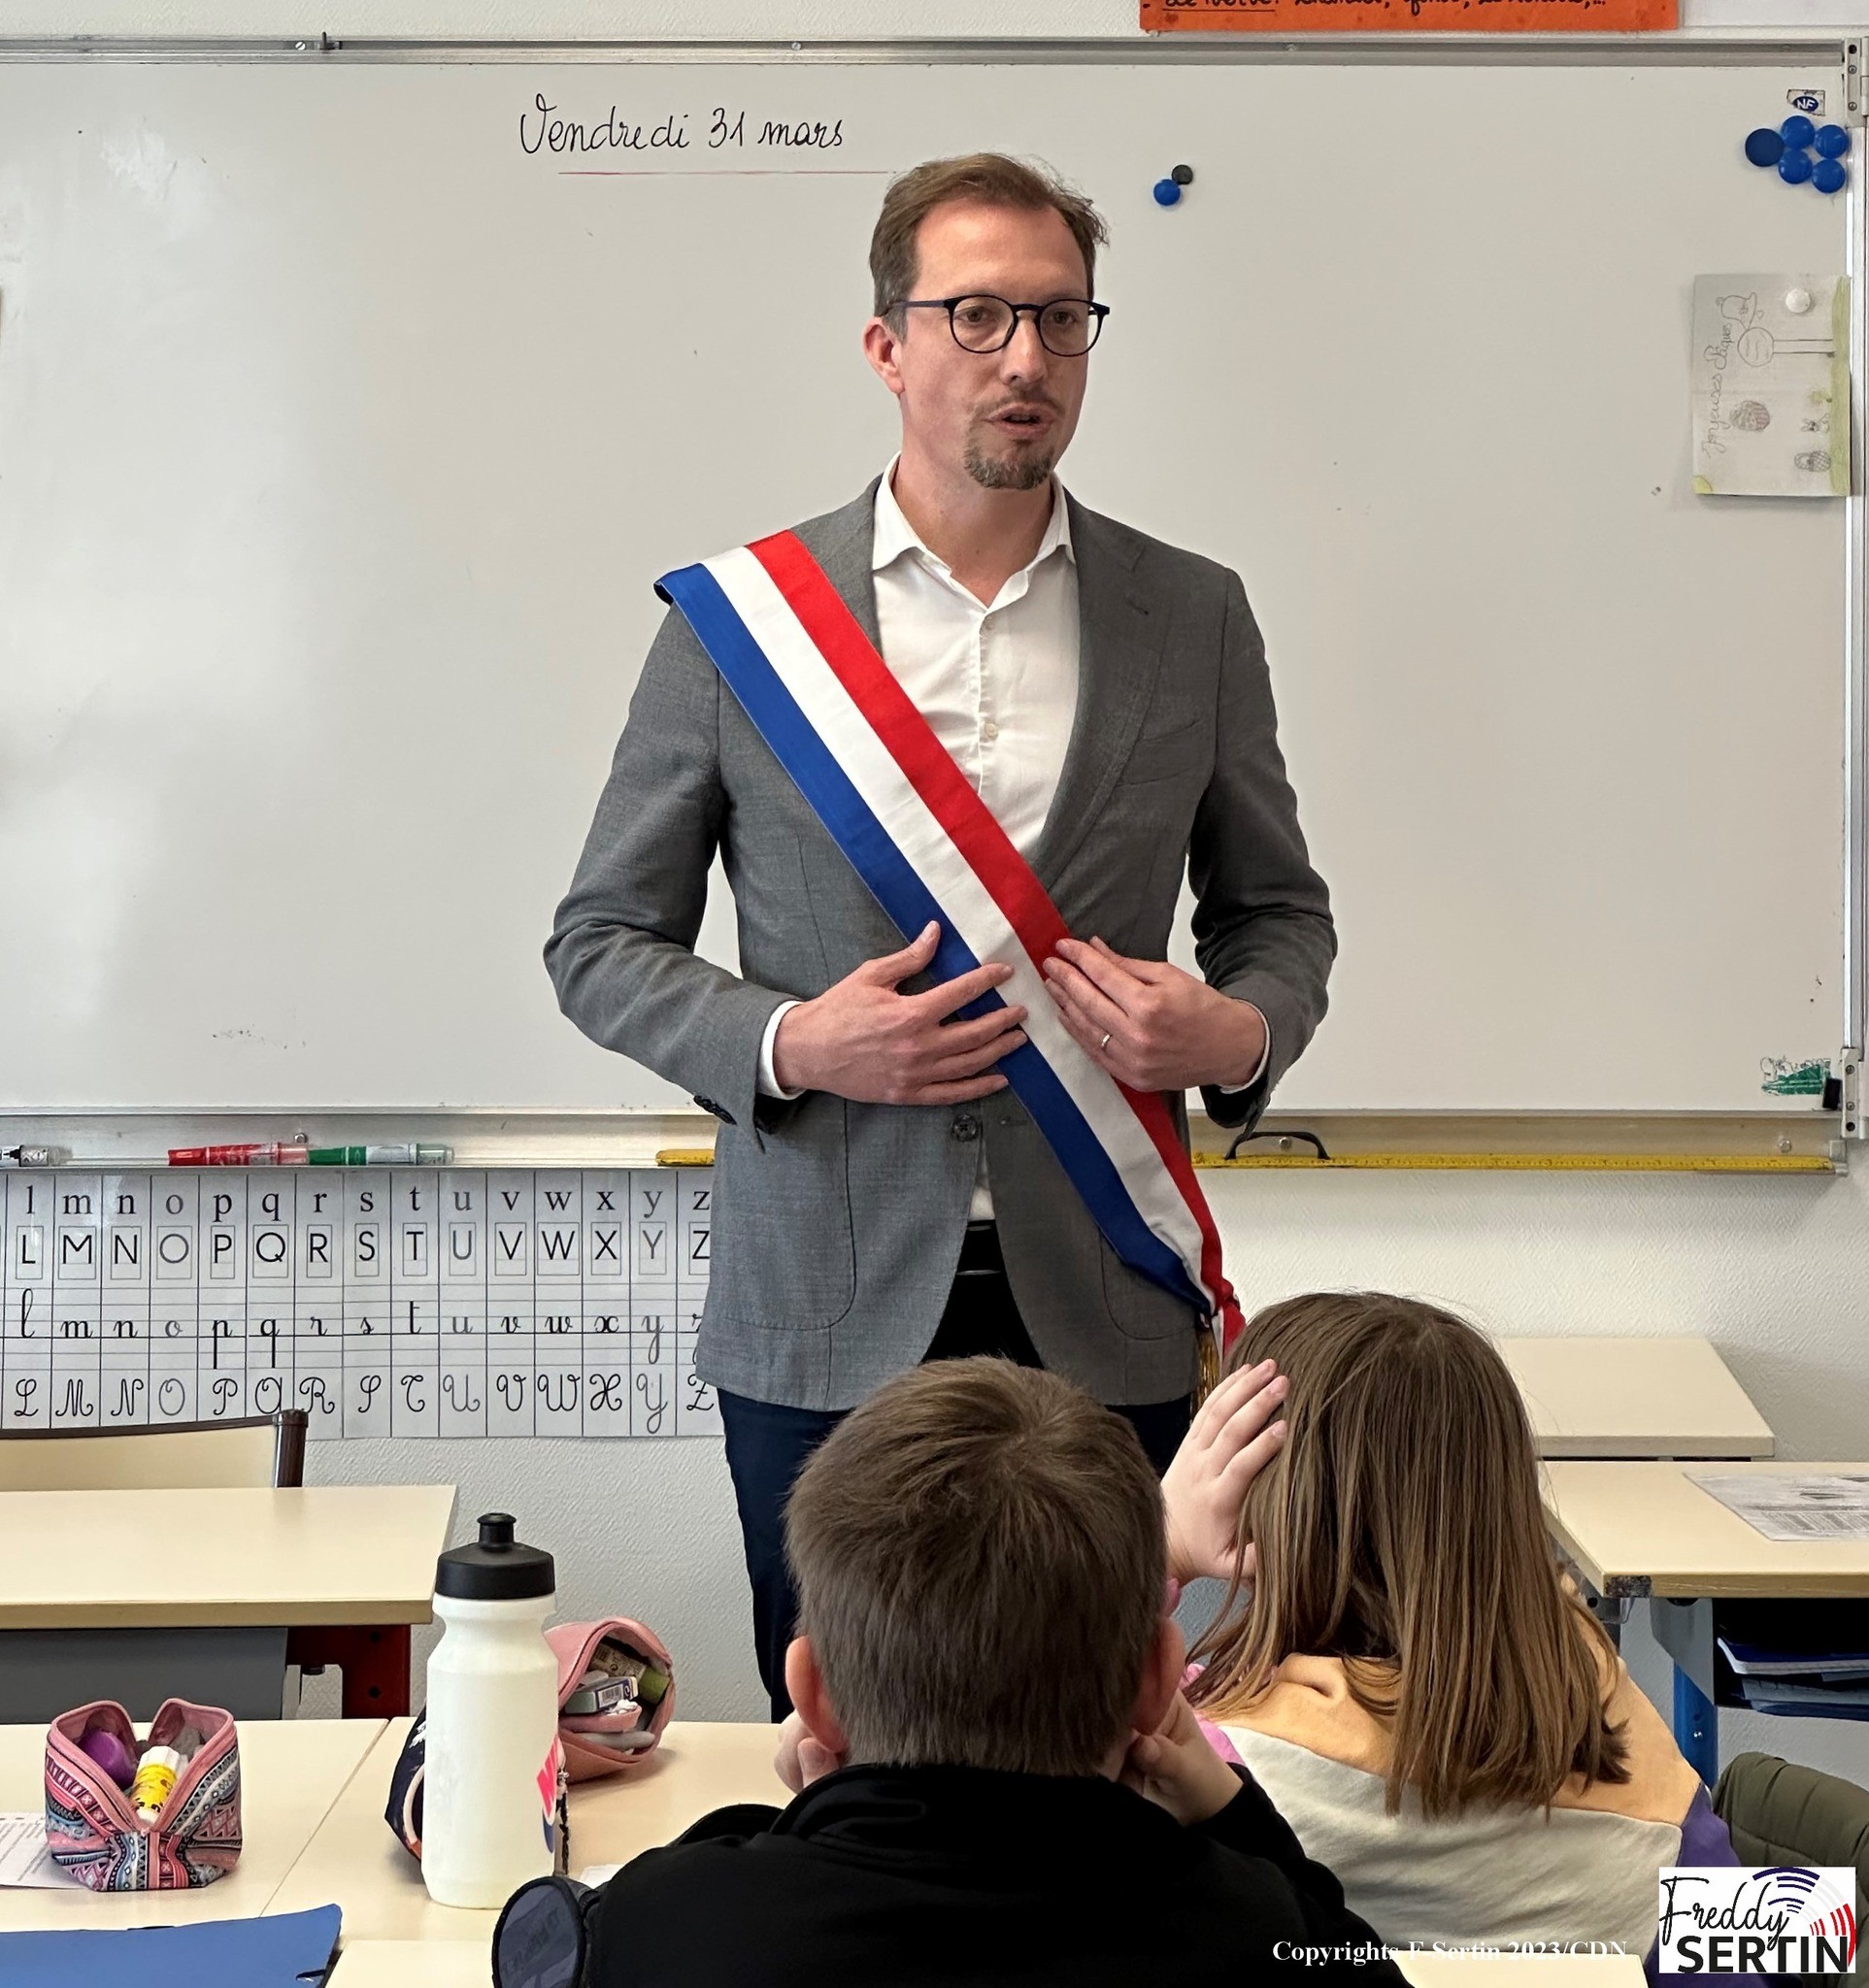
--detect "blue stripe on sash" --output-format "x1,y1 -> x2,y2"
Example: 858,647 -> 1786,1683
659,560 -> 1205,1318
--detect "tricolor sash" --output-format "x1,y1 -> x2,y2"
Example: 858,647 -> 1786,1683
658,531 -> 1246,1359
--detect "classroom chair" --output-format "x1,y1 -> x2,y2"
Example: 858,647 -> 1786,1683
1714,1750 -> 1869,1986
0,1409 -> 306,1490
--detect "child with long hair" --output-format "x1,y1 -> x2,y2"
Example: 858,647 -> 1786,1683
1163,1293 -> 1742,1960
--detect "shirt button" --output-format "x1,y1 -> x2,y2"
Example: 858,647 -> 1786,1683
981,719 -> 1000,743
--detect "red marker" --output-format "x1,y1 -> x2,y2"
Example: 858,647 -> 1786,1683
167,1143 -> 308,1167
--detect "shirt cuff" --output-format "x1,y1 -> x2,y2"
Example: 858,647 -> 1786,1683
1214,1006 -> 1271,1095
757,1000 -> 805,1101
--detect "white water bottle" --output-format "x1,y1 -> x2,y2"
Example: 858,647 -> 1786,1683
421,1511 -> 558,1907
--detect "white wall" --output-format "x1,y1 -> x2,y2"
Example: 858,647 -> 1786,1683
20,0 -> 1869,1778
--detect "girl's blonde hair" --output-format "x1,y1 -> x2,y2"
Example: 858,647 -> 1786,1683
1188,1293 -> 1628,1817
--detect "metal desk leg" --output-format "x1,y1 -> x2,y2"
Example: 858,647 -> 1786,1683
1673,1664 -> 1719,1786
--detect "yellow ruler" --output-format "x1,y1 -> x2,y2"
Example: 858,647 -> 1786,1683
1193,1151 -> 1833,1174
654,1145 -> 1830,1173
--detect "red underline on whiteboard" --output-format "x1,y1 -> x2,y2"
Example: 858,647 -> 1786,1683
557,168 -> 888,177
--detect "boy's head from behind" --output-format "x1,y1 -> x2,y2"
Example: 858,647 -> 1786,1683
784,1357 -> 1170,1777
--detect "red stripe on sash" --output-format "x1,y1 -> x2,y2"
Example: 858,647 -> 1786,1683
748,530 -> 1243,1349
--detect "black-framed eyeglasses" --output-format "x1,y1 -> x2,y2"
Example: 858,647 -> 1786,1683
891,294 -> 1109,356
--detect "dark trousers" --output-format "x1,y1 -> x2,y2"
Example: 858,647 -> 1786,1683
718,1222 -> 1195,1720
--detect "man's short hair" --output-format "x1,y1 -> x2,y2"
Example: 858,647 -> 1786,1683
869,152 -> 1109,327
784,1358 -> 1165,1776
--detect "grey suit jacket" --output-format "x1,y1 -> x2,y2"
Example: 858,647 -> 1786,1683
546,484 -> 1334,1410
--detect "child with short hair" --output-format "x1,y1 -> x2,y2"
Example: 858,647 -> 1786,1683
584,1357 -> 1403,1986
1165,1293 -> 1743,1964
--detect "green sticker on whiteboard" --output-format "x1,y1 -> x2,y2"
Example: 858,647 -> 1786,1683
1761,1056 -> 1831,1096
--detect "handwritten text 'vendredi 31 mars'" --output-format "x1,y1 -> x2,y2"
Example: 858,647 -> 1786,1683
519,97 -> 847,159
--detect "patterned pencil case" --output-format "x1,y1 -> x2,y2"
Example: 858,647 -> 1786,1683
45,1699 -> 242,1891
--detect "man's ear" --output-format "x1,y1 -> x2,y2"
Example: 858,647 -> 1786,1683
1129,1615 -> 1186,1740
784,1636 -> 851,1758
862,315 -> 908,397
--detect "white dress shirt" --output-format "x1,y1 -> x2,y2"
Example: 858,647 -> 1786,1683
757,463 -> 1262,1219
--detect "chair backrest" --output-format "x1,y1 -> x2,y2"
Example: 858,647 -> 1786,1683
0,1410 -> 307,1491
1714,1750 -> 1869,1988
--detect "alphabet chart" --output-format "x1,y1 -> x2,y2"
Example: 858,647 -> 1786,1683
0,1171 -> 718,1441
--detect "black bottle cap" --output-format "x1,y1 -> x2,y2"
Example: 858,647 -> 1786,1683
435,1510 -> 555,1601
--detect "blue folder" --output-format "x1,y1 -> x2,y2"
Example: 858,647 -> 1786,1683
0,1903 -> 339,1988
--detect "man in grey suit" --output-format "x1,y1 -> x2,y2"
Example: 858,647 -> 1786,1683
548,153 -> 1333,1716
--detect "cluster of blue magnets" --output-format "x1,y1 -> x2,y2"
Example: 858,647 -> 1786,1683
1745,116 -> 1852,195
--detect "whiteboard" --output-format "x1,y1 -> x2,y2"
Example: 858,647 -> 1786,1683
0,50 -> 1848,1113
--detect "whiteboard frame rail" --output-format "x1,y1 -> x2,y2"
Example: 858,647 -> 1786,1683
0,1109 -> 1844,1173
1847,32 -> 1869,1137
0,34 -> 1853,66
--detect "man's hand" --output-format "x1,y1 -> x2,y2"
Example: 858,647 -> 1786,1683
1041,937 -> 1266,1092
773,1710 -> 847,1795
1120,1691 -> 1243,1827
1161,1357 -> 1288,1586
772,922 -> 1027,1104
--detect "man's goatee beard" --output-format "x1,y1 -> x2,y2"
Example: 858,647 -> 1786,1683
964,442 -> 1054,492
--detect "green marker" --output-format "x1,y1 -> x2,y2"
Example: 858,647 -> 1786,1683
306,1143 -> 453,1166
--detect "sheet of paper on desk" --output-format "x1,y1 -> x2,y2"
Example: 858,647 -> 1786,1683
1690,275 -> 1850,498
0,1813 -> 76,1888
1690,1471 -> 1869,1541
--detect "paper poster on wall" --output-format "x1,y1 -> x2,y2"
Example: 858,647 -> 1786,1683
0,1169 -> 720,1443
1691,275 -> 1851,498
1140,0 -> 1675,30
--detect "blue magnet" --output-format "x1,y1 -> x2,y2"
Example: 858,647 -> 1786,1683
1745,126 -> 1785,167
1780,147 -> 1815,184
1815,155 -> 1849,195
1816,122 -> 1852,158
1782,114 -> 1818,149
1152,177 -> 1182,207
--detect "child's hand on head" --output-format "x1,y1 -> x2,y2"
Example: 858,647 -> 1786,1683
1161,1357 -> 1288,1585
1120,1690 -> 1242,1827
773,1711 -> 848,1795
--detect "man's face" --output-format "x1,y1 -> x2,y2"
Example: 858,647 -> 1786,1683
868,199 -> 1092,493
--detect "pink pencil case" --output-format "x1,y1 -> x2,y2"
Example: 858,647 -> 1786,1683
45,1699 -> 242,1891
546,1618 -> 677,1783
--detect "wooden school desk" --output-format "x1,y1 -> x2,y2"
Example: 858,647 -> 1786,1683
0,1484 -> 454,1721
1499,1338 -> 1773,1460
1543,1460 -> 1869,1782
267,1718 -> 787,1945
0,1716 -> 383,1933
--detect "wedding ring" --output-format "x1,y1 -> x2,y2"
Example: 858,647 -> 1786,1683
1099,1031 -> 1112,1052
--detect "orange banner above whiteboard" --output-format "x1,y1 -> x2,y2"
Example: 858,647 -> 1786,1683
1141,0 -> 1675,28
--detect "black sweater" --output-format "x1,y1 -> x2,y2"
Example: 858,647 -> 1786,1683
585,1760 -> 1404,1986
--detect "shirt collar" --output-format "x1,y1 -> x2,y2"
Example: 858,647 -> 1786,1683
872,455 -> 1075,579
